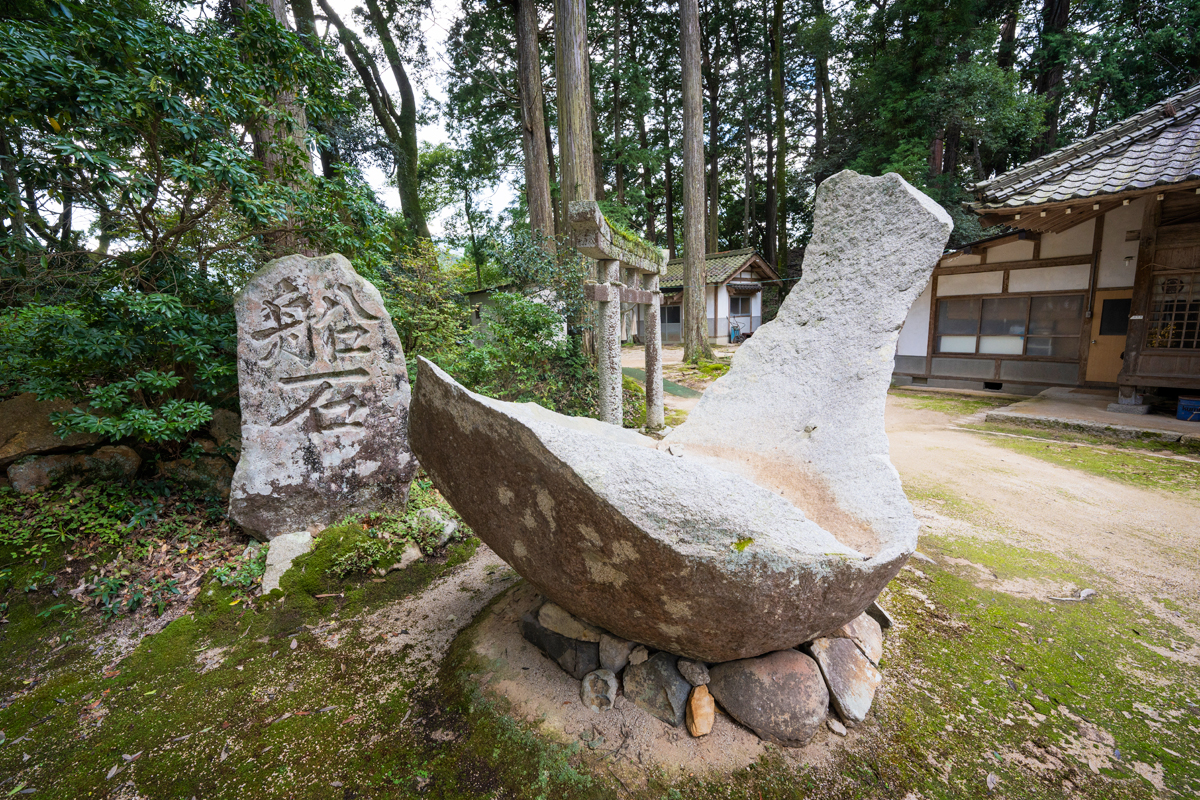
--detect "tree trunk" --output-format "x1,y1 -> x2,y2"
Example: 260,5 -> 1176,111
764,106 -> 776,267
662,86 -> 677,259
545,113 -> 562,237
363,0 -> 431,239
997,10 -> 1017,71
681,0 -> 713,361
0,127 -> 25,248
555,0 -> 596,215
734,21 -> 751,248
290,0 -> 340,179
1032,0 -> 1070,157
770,0 -> 786,273
244,0 -> 312,255
636,113 -> 656,241
702,15 -> 720,253
612,0 -> 624,207
515,0 -> 555,250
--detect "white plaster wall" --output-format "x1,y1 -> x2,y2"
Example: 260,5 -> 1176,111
751,290 -> 762,317
986,240 -> 1036,262
937,271 -> 1004,296
1097,197 -> 1144,287
941,253 -> 982,266
1040,218 -> 1095,258
715,286 -> 729,321
897,279 -> 932,357
1007,263 -> 1091,292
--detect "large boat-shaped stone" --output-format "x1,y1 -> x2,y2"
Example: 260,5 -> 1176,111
410,171 -> 951,662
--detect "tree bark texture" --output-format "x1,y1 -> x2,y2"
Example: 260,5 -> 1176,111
662,86 -> 677,259
702,17 -> 720,253
290,0 -> 340,179
770,0 -> 786,273
515,0 -> 556,250
555,0 -> 596,213
1032,0 -> 1070,157
363,0 -> 431,239
247,0 -> 312,256
681,0 -> 713,361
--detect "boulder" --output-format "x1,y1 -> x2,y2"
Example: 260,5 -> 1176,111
8,446 -> 141,494
628,645 -> 649,666
538,602 -> 603,643
209,409 -> 242,457
866,600 -> 895,630
416,507 -> 459,547
580,669 -> 618,712
599,634 -> 636,673
0,393 -> 102,469
622,652 -> 690,727
159,451 -> 234,499
831,612 -> 884,665
409,172 -> 950,662
677,659 -> 710,686
261,531 -> 313,593
687,685 -> 715,737
708,649 -> 829,747
228,254 -> 416,541
519,611 -> 600,679
809,637 -> 883,725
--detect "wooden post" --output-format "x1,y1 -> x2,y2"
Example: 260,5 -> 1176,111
598,258 -> 623,424
644,273 -> 665,429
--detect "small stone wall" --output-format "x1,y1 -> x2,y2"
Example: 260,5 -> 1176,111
519,590 -> 893,746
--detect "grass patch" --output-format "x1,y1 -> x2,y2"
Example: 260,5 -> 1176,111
968,420 -> 1200,456
891,389 -> 1017,416
982,436 -> 1200,494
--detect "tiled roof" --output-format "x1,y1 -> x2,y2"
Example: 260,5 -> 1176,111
661,249 -> 761,290
971,83 -> 1200,210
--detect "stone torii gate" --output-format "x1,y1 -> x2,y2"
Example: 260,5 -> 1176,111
570,200 -> 666,430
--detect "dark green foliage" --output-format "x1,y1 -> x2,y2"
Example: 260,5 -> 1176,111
0,276 -> 236,445
441,292 -> 598,417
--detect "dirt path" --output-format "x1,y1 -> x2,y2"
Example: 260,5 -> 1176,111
886,395 -> 1200,634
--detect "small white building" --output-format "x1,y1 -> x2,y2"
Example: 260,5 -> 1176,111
639,249 -> 778,344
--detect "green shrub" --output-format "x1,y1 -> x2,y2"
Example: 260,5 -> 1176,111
0,276 -> 237,447
440,292 -> 598,417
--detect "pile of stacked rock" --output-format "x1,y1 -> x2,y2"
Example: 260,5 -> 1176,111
520,596 -> 892,745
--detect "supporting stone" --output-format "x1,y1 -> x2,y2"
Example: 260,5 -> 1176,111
644,273 -> 665,430
597,258 -> 623,426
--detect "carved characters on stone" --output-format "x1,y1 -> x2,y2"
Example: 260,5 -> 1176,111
229,254 -> 415,541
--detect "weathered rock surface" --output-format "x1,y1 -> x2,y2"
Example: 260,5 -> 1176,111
159,447 -> 234,499
867,600 -> 895,630
599,634 -> 636,673
580,669 -> 618,712
677,659 -> 710,686
708,649 -> 829,747
228,254 -> 416,541
809,637 -> 883,725
261,531 -> 313,593
538,602 -> 603,643
622,652 -> 690,727
410,172 -> 950,662
687,685 -> 715,736
628,646 -> 649,666
416,507 -> 459,547
520,611 -> 600,680
209,409 -> 242,457
832,612 -> 884,665
8,446 -> 140,494
0,393 -> 102,469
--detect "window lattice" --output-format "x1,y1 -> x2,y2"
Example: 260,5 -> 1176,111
1147,272 -> 1200,349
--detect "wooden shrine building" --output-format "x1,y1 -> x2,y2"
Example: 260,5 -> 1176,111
894,84 -> 1200,400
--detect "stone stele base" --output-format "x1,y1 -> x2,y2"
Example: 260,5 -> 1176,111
457,582 -> 889,778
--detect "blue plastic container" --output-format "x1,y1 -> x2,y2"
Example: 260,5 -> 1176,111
1178,396 -> 1200,421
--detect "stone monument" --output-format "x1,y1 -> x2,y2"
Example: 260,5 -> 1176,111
228,253 -> 416,540
409,171 -> 951,661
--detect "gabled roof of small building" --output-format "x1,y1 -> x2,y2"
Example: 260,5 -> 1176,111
661,249 -> 777,290
972,82 -> 1200,211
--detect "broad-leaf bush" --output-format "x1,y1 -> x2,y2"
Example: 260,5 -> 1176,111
0,275 -> 236,446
